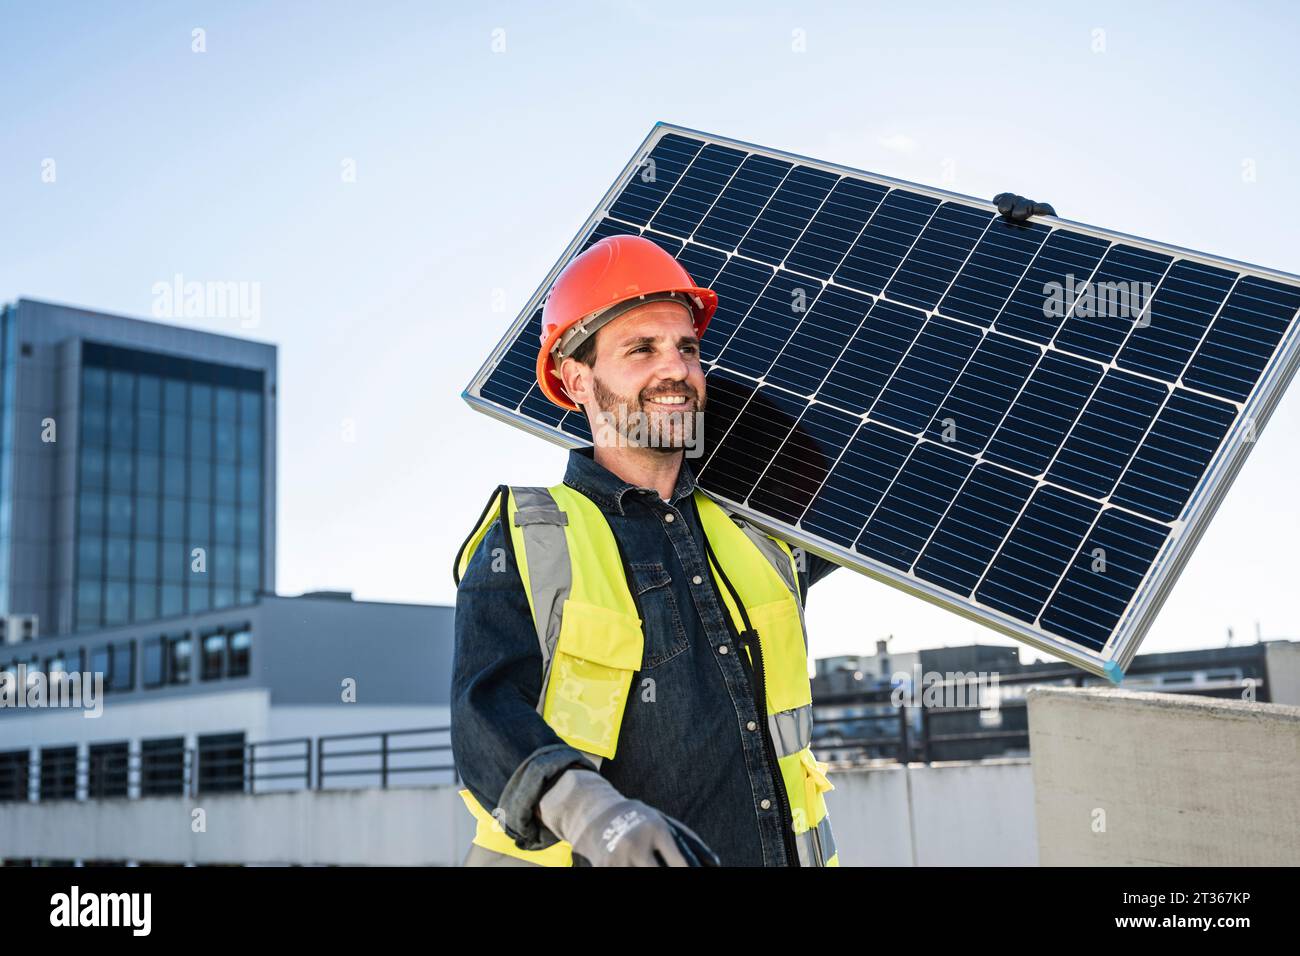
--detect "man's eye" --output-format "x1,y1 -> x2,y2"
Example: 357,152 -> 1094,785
631,346 -> 651,354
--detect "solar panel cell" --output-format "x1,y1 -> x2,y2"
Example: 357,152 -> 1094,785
975,485 -> 1101,624
784,178 -> 887,280
1052,243 -> 1173,363
938,218 -> 1051,327
801,422 -> 915,548
983,352 -> 1104,476
913,463 -> 1038,598
697,385 -> 806,504
922,332 -> 1041,454
749,403 -> 860,525
1109,388 -> 1239,522
834,190 -> 940,295
715,272 -> 823,380
1045,369 -> 1169,499
993,229 -> 1110,344
739,164 -> 839,266
479,309 -> 541,410
650,143 -> 747,238
867,317 -> 982,434
1181,275 -> 1300,402
699,257 -> 774,364
884,202 -> 992,311
694,153 -> 792,252
816,299 -> 926,415
855,441 -> 974,571
1115,258 -> 1236,381
1039,509 -> 1171,651
607,133 -> 702,225
764,286 -> 873,397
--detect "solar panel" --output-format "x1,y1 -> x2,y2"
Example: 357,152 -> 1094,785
462,122 -> 1300,682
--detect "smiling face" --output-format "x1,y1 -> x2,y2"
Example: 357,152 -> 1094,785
558,299 -> 708,456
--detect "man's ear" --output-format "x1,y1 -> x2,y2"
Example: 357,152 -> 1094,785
558,355 -> 590,407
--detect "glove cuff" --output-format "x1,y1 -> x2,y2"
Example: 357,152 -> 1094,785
536,767 -> 626,846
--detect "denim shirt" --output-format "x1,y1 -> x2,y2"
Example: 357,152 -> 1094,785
450,447 -> 839,866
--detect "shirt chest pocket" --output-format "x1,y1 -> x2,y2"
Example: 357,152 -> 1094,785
628,562 -> 690,670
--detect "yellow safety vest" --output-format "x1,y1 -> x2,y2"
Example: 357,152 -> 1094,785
452,482 -> 838,867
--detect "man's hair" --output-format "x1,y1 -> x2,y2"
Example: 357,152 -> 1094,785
568,331 -> 597,369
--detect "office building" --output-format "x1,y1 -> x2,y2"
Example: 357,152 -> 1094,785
0,298 -> 277,636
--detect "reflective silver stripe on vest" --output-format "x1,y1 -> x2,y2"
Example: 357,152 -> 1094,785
793,812 -> 837,867
510,486 -> 570,686
794,825 -> 818,867
508,487 -> 604,772
815,813 -> 837,863
769,704 -> 813,758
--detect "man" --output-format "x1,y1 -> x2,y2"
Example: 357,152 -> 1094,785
452,194 -> 1054,867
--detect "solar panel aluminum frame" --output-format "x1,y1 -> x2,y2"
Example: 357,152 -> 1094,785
461,121 -> 1300,683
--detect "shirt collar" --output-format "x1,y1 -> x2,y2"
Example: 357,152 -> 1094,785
563,447 -> 698,516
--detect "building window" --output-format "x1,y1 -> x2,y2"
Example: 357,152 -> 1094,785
201,631 -> 225,681
140,633 -> 191,688
0,750 -> 30,803
87,742 -> 129,798
39,746 -> 78,801
167,633 -> 192,685
140,737 -> 185,796
229,629 -> 251,678
90,642 -> 135,693
142,637 -> 165,688
198,626 -> 252,681
111,641 -> 135,691
44,648 -> 83,677
198,733 -> 245,795
90,645 -> 109,683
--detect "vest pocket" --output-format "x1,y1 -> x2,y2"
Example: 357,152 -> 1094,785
542,598 -> 643,759
628,562 -> 689,669
746,597 -> 813,713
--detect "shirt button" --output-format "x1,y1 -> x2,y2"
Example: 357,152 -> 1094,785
664,513 -> 675,523
746,720 -> 757,731
692,575 -> 703,585
760,798 -> 772,810
718,645 -> 729,655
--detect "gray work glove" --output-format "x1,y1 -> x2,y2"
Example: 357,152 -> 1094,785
537,767 -> 720,867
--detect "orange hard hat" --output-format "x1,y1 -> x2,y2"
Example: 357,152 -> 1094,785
536,234 -> 718,411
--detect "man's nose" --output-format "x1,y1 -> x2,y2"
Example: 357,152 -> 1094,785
653,346 -> 690,381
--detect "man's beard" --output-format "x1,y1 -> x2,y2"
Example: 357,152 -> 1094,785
589,374 -> 705,455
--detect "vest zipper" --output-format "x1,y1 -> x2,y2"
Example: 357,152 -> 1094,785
694,506 -> 801,868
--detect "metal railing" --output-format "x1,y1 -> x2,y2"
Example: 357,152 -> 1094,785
810,668 -> 1266,765
0,744 -> 198,802
315,727 -> 456,791
0,726 -> 458,804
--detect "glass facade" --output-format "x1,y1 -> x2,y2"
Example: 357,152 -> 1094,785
0,305 -> 16,614
74,342 -> 265,631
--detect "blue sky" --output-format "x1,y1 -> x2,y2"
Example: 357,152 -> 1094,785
3,1 -> 1298,665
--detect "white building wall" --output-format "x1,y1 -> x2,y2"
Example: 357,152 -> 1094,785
1029,686 -> 1300,865
0,760 -> 1038,866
